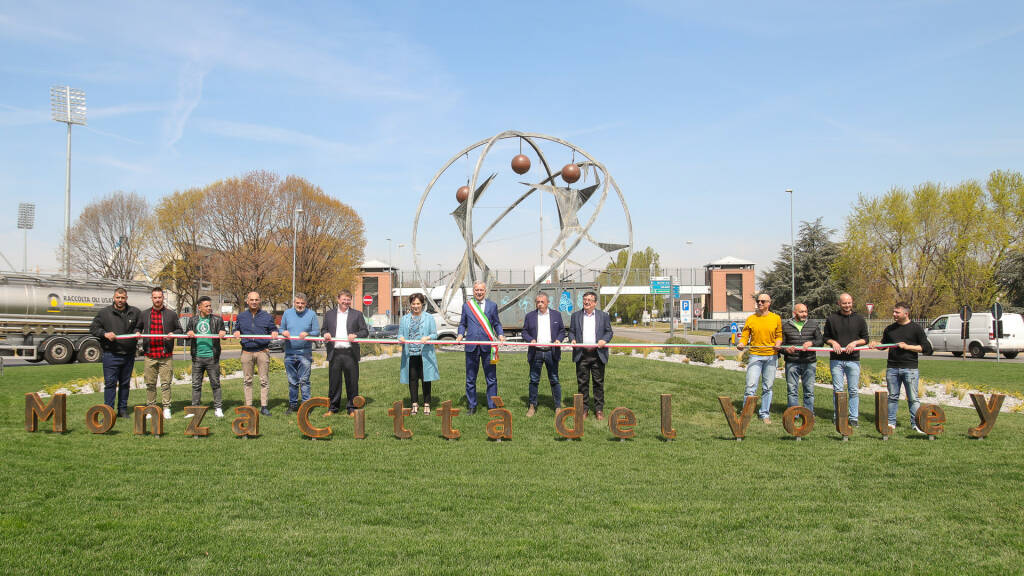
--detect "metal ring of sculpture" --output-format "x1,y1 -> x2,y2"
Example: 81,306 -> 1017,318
412,130 -> 633,322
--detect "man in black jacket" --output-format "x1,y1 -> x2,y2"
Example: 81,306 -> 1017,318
322,289 -> 369,416
185,296 -> 227,418
140,287 -> 182,420
781,302 -> 823,412
89,287 -> 143,418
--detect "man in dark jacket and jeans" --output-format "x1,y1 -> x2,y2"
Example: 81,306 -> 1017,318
185,296 -> 226,418
781,302 -> 823,412
140,287 -> 181,420
89,287 -> 143,418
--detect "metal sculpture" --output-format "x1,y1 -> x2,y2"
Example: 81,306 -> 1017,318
412,130 -> 633,322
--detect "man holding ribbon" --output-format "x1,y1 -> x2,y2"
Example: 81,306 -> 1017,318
456,281 -> 504,414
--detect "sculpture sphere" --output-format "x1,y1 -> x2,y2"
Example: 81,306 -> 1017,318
511,154 -> 531,175
562,163 -> 581,184
456,185 -> 470,203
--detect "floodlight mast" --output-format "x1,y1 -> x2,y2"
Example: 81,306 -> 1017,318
17,203 -> 36,273
51,86 -> 86,277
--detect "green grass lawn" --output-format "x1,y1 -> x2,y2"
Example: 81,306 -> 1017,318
2,353 -> 1022,574
860,357 -> 1024,396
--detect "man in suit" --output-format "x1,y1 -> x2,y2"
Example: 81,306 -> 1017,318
522,292 -> 566,417
322,289 -> 369,416
455,281 -> 504,414
568,291 -> 614,421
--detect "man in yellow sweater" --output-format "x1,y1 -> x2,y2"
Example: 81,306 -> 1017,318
736,293 -> 783,423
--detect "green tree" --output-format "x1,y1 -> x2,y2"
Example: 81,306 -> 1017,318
599,246 -> 662,322
758,218 -> 840,317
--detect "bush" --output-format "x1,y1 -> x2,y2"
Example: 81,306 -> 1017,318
815,359 -> 831,384
268,358 -> 285,373
686,346 -> 715,365
220,358 -> 242,374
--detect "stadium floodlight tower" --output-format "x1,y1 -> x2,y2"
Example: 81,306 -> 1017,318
17,202 -> 36,272
51,86 -> 87,277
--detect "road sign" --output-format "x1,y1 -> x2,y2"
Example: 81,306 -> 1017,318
866,303 -> 874,315
680,299 -> 692,323
959,305 -> 972,322
992,302 -> 1003,320
650,277 -> 670,295
363,294 -> 374,306
730,322 -> 739,334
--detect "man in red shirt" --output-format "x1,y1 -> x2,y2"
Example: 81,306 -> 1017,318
141,287 -> 182,419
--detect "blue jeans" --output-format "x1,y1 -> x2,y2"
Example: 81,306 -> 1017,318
886,368 -> 921,428
744,354 -> 777,419
528,349 -> 562,408
102,352 -> 135,410
285,354 -> 312,409
465,347 -> 498,410
786,361 -> 816,411
830,359 -> 861,422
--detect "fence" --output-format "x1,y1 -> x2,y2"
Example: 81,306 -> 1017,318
696,318 -> 928,341
396,267 -> 708,288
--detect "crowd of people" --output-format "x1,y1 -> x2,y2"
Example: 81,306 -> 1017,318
88,284 -> 928,431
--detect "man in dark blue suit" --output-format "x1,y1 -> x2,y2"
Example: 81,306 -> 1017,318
456,281 -> 504,414
522,292 -> 566,417
321,290 -> 370,416
568,291 -> 614,421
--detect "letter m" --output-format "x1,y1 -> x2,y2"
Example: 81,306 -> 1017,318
25,393 -> 67,433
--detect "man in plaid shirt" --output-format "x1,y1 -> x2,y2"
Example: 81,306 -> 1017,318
141,287 -> 182,419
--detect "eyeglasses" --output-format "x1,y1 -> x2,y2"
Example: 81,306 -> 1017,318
757,299 -> 770,304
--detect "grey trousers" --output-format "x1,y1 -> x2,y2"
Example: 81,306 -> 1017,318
191,356 -> 222,409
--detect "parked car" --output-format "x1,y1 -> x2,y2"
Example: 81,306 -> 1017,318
369,324 -> 399,339
925,312 -> 1023,358
710,325 -> 736,346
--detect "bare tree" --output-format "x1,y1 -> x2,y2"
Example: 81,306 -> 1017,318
204,171 -> 286,309
279,175 -> 365,312
149,187 -> 211,314
58,191 -> 151,280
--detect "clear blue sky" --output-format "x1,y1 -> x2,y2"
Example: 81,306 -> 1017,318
2,1 -> 1022,278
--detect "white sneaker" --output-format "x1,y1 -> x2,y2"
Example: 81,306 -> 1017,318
913,425 -> 925,434
145,413 -> 152,420
215,408 -> 224,418
163,408 -> 172,419
184,413 -> 195,419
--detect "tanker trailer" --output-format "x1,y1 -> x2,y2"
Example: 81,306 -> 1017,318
0,273 -> 154,364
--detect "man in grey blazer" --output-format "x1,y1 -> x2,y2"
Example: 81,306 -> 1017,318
568,291 -> 614,421
322,289 -> 369,416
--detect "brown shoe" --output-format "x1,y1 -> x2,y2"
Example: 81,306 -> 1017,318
761,417 -> 772,425
324,410 -> 337,417
526,405 -> 536,418
596,411 -> 604,422
347,411 -> 355,418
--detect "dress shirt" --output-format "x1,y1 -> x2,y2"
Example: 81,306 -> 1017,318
582,311 -> 597,344
536,311 -> 551,345
334,309 -> 350,348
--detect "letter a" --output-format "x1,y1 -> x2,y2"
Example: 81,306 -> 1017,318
486,396 -> 512,440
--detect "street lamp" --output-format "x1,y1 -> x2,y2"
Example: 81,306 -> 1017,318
17,203 -> 36,273
685,240 -> 694,331
785,189 -> 795,308
51,86 -> 86,277
397,242 -> 406,317
291,204 -> 303,303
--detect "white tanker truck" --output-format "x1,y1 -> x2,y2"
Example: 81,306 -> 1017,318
0,273 -> 155,364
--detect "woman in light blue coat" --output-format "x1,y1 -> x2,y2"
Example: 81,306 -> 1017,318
399,293 -> 440,415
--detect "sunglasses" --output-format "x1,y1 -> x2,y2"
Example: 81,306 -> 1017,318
757,299 -> 770,304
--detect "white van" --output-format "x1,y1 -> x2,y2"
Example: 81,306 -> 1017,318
925,312 -> 1024,359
